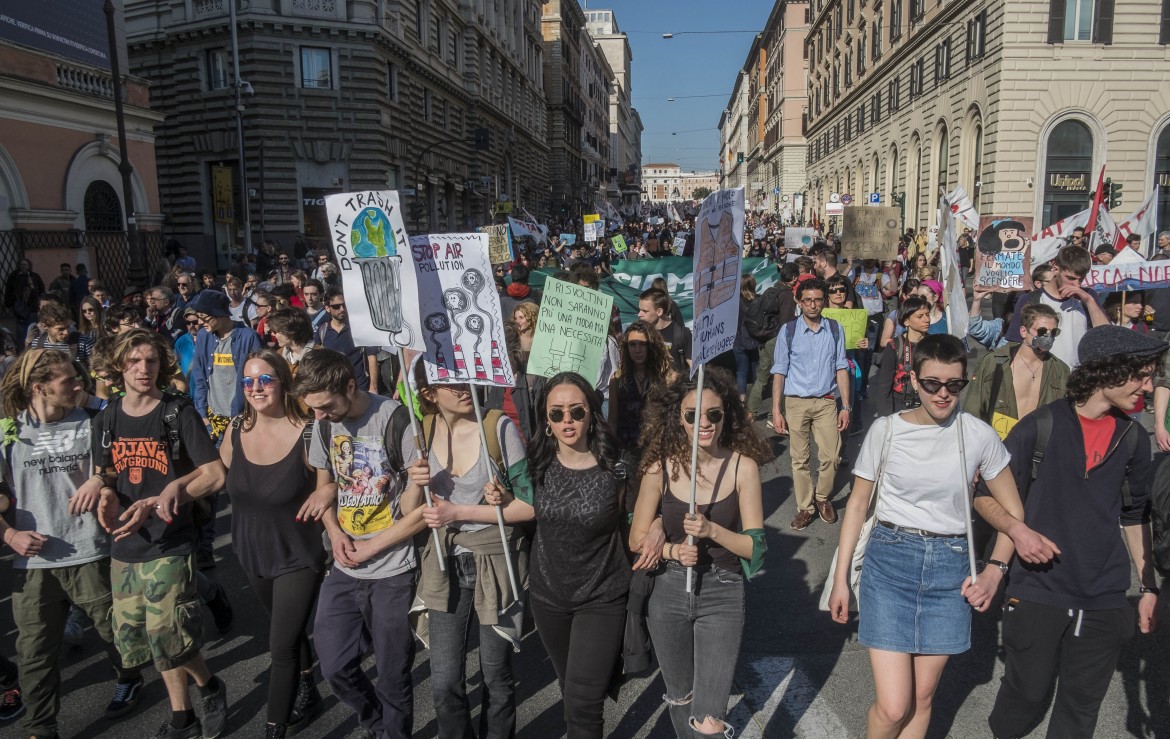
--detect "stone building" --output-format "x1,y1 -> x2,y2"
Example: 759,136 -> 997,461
126,0 -> 549,266
585,8 -> 643,209
802,0 -> 1170,237
641,163 -> 718,203
580,32 -> 613,209
719,76 -> 752,194
759,1 -> 809,219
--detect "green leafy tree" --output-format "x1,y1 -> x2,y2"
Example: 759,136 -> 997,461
692,187 -> 712,200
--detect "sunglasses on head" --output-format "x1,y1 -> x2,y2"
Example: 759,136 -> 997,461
917,377 -> 969,395
683,408 -> 724,425
241,374 -> 277,390
548,405 -> 588,423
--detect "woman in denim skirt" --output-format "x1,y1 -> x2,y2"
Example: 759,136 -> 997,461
630,368 -> 772,738
828,335 -> 1051,739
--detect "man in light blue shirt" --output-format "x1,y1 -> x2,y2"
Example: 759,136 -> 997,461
771,277 -> 851,530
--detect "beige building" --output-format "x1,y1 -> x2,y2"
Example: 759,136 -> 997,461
803,0 -> 1170,236
759,1 -> 810,219
681,172 -> 721,200
585,9 -> 643,209
640,163 -> 718,203
719,76 -> 752,194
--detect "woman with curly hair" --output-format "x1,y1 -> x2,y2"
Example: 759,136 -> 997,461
630,367 -> 771,739
512,302 -> 539,366
608,320 -> 675,451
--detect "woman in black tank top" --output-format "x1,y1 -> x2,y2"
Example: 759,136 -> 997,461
630,368 -> 771,739
220,349 -> 325,737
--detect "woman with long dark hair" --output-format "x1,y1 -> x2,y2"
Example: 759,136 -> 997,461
608,320 -> 675,451
220,349 -> 324,738
872,297 -> 931,417
733,275 -> 761,401
630,368 -> 771,738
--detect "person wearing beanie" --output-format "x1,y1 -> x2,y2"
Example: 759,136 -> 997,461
974,324 -> 1167,738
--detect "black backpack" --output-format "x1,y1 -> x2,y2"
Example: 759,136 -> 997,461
94,392 -> 195,471
743,287 -> 782,342
1150,453 -> 1170,576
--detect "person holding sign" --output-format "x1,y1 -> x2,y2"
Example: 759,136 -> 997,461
630,368 -> 770,739
871,297 -> 931,418
404,363 -> 532,739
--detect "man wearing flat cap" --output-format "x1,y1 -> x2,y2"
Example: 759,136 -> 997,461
974,324 -> 1166,738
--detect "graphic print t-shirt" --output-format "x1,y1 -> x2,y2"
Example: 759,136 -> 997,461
308,395 -> 418,579
93,400 -> 218,563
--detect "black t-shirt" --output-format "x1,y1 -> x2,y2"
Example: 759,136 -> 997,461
659,320 -> 692,373
94,400 -> 219,563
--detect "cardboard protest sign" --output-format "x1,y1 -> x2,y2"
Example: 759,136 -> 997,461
673,236 -> 687,255
324,190 -> 423,350
527,277 -> 614,380
406,233 -> 514,387
992,412 -> 1018,441
784,227 -> 816,252
691,188 -> 745,373
752,225 -> 767,241
583,214 -> 600,224
559,233 -> 577,245
611,235 -> 628,253
821,308 -> 869,349
975,216 -> 1034,291
1083,257 -> 1170,293
583,221 -> 602,243
480,223 -> 513,265
841,206 -> 900,261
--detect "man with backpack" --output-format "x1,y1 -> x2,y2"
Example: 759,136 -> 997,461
293,348 -> 428,739
92,329 -> 230,739
770,278 -> 851,530
746,262 -> 799,416
974,325 -> 1166,738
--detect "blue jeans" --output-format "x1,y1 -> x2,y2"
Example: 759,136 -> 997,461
314,566 -> 416,739
732,347 -> 759,397
647,562 -> 745,737
428,554 -> 516,739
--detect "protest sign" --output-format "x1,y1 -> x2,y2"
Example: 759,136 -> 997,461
974,216 -> 1034,291
507,215 -> 546,244
821,308 -> 869,349
992,412 -> 1019,442
527,277 -> 614,380
691,188 -> 745,373
611,235 -> 628,253
559,233 -> 577,245
673,236 -> 687,255
841,206 -> 900,261
324,190 -> 423,350
583,213 -> 600,224
784,227 -> 817,252
480,223 -> 513,264
406,233 -> 514,387
752,225 -> 767,241
1083,257 -> 1170,293
584,220 -> 603,243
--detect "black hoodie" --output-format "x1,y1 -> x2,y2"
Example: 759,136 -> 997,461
976,398 -> 1151,610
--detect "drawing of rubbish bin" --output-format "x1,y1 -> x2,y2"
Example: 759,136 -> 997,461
351,207 -> 404,333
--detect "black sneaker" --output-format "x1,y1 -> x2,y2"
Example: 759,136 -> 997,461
196,551 -> 216,570
206,585 -> 234,634
150,719 -> 201,739
105,675 -> 144,718
265,724 -> 287,739
199,676 -> 228,739
0,687 -> 24,722
287,674 -> 322,735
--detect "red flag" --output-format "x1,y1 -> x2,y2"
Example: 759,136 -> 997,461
1084,165 -> 1106,234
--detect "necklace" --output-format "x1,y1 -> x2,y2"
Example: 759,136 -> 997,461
1016,355 -> 1043,380
633,369 -> 650,396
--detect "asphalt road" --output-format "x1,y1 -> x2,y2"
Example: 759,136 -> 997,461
2,411 -> 1169,738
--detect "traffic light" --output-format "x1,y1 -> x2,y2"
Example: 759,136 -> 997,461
1108,179 -> 1124,210
473,127 -> 490,151
736,151 -> 745,164
409,201 -> 426,224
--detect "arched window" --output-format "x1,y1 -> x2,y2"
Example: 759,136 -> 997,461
872,152 -> 881,195
935,124 -> 949,197
1042,119 -> 1093,226
1155,126 -> 1170,237
907,138 -> 922,229
83,181 -> 122,232
887,144 -> 899,198
971,123 -> 984,210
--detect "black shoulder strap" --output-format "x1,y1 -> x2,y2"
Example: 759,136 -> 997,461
1022,404 -> 1054,500
988,350 -> 1011,418
383,402 -> 412,473
95,395 -> 123,471
1118,421 -> 1140,509
160,392 -> 193,461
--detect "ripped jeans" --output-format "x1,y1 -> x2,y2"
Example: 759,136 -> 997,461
647,562 -> 744,737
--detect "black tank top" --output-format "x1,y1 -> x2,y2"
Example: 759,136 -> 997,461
227,423 -> 325,578
661,455 -> 742,573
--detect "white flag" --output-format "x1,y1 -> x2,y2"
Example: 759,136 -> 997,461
508,215 -> 547,244
1031,207 -> 1092,265
939,195 -> 968,340
945,186 -> 981,232
1091,205 -> 1121,252
1115,188 -> 1160,255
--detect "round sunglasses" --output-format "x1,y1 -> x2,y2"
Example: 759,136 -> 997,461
548,405 -> 588,423
241,374 -> 278,390
683,408 -> 724,425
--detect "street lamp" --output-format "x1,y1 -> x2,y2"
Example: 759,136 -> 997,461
102,0 -> 145,288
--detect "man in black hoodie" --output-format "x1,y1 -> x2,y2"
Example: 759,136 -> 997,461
974,324 -> 1166,739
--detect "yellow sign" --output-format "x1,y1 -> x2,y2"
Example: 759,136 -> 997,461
212,165 -> 234,224
820,308 -> 869,349
583,213 -> 600,224
991,412 -> 1019,441
493,200 -> 513,215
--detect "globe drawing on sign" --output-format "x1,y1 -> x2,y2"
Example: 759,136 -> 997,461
350,206 -> 406,338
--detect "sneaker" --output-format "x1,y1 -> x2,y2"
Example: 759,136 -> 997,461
287,674 -> 322,735
265,724 -> 288,739
199,676 -> 228,739
150,719 -> 201,739
63,606 -> 86,647
206,585 -> 234,634
105,675 -> 144,719
196,551 -> 216,570
0,687 -> 24,722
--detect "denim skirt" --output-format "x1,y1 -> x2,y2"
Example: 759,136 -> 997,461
857,523 -> 971,655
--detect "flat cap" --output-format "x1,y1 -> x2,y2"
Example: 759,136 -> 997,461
1077,324 -> 1168,365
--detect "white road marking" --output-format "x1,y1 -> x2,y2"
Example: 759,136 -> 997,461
735,655 -> 849,738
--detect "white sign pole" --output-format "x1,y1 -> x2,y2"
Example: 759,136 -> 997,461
396,349 -> 444,572
470,388 -> 521,604
686,362 -> 706,594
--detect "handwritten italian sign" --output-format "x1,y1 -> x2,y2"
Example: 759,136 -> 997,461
691,188 -> 744,373
528,277 -> 614,380
841,207 -> 900,261
611,235 -> 628,253
480,223 -> 513,265
821,308 -> 869,349
975,216 -> 1034,291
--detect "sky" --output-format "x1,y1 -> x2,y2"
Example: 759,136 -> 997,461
587,0 -> 776,174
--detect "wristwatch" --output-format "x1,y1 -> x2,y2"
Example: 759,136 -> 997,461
840,405 -> 852,412
1140,585 -> 1161,596
985,559 -> 1010,575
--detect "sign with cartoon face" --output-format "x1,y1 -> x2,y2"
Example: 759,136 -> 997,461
975,216 -> 1034,291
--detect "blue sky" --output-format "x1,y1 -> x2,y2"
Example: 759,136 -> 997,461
587,0 -> 776,173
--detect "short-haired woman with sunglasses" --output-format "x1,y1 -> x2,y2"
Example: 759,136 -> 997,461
485,371 -> 660,739
631,367 -> 771,738
220,350 -> 325,737
609,320 -> 675,451
871,297 -> 931,418
828,335 -> 1050,739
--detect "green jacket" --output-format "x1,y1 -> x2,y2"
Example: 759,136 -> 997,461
964,343 -> 1070,425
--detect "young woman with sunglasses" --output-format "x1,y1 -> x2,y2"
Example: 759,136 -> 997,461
404,362 -> 531,739
609,320 -> 675,451
828,335 -> 1049,739
485,371 -> 661,739
77,295 -> 105,368
220,350 -> 325,737
826,274 -> 871,429
631,367 -> 771,739
872,297 -> 931,417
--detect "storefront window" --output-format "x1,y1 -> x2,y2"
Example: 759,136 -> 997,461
1156,126 -> 1170,237
1042,119 -> 1093,227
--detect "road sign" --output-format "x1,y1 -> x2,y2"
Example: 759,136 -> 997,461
825,202 -> 845,217
773,187 -> 781,195
869,193 -> 880,204
840,194 -> 854,205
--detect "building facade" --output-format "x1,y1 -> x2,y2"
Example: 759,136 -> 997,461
580,33 -> 613,208
760,0 -> 810,220
641,163 -> 718,203
719,75 -> 752,193
126,0 -> 549,265
542,0 -> 585,217
0,2 -> 164,296
803,0 -> 1170,236
585,8 -> 643,209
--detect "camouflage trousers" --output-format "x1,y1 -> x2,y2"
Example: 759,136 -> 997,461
111,554 -> 203,672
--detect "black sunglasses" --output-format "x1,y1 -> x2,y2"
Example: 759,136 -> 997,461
683,408 -> 724,425
548,405 -> 588,423
828,287 -> 847,294
1034,327 -> 1061,338
185,319 -> 200,327
328,303 -> 346,310
917,378 -> 969,395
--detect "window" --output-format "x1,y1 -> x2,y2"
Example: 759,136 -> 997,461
845,52 -> 852,87
872,14 -> 882,59
910,0 -> 924,23
424,89 -> 433,121
1155,125 -> 1170,234
857,36 -> 865,75
858,102 -> 866,133
872,91 -> 881,123
1049,0 -> 1114,44
890,0 -> 902,41
1042,119 -> 1094,225
300,47 -> 333,89
888,77 -> 900,111
848,0 -> 856,24
935,39 -> 951,82
936,125 -> 949,194
206,49 -> 230,91
417,0 -> 430,43
967,10 -> 987,62
971,123 -> 984,210
1162,0 -> 1170,44
909,58 -> 925,97
83,181 -> 123,232
387,62 -> 399,102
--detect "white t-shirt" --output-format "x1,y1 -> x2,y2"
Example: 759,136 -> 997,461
1037,291 -> 1089,368
853,412 -> 1010,534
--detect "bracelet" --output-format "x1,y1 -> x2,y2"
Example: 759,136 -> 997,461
1140,586 -> 1161,596
667,543 -> 675,561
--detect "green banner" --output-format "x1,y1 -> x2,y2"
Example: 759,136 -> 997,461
531,257 -> 778,328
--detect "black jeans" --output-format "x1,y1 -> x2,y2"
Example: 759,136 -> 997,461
246,567 -> 323,724
988,599 -> 1134,739
531,594 -> 626,739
